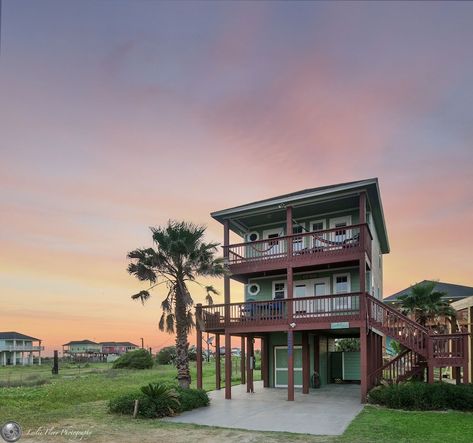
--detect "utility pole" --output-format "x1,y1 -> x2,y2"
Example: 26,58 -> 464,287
141,338 -> 144,349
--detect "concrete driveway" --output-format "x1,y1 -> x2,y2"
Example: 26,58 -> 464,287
164,382 -> 363,435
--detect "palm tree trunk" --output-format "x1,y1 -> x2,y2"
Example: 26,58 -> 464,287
175,281 -> 191,389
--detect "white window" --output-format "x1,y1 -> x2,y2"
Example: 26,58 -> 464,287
263,228 -> 285,256
292,224 -> 304,251
247,283 -> 260,297
329,216 -> 352,245
332,273 -> 352,311
333,273 -> 351,294
272,281 -> 287,299
310,219 -> 326,248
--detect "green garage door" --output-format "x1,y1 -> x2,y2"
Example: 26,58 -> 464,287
274,346 -> 303,388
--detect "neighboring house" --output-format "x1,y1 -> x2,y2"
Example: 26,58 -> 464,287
100,341 -> 139,362
451,296 -> 473,384
194,178 -> 469,402
62,340 -> 103,361
100,342 -> 139,355
384,281 -> 473,356
0,332 -> 44,366
384,280 -> 473,306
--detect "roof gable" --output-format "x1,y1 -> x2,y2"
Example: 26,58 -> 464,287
384,280 -> 473,303
211,178 -> 389,253
0,331 -> 40,341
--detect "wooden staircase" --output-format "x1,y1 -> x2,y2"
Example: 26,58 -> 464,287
366,294 -> 469,386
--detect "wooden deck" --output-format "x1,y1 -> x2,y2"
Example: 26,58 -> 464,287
224,224 -> 372,277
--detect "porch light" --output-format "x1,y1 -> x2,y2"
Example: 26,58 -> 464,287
289,322 -> 296,328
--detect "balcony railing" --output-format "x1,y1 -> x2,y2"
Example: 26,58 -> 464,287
199,292 -> 363,331
0,345 -> 44,352
224,224 -> 371,270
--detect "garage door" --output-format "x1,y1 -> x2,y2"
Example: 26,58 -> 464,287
274,346 -> 303,388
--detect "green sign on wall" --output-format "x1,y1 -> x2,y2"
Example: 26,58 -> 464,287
331,322 -> 349,329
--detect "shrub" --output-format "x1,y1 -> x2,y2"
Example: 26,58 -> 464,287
141,382 -> 180,417
109,384 -> 209,418
175,386 -> 210,412
156,346 -> 176,365
112,349 -> 154,369
368,382 -> 473,411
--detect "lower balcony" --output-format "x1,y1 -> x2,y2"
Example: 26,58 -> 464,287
199,292 -> 363,333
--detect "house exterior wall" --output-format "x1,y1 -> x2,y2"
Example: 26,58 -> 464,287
242,209 -> 360,243
368,212 -> 383,299
266,332 -> 342,388
246,268 -> 361,301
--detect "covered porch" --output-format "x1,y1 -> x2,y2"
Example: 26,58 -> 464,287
164,381 -> 362,435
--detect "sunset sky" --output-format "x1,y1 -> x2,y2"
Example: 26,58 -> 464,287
1,1 -> 472,355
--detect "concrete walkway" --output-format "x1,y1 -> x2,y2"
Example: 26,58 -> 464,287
164,382 -> 363,435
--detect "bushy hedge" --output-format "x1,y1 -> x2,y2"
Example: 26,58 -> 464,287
112,349 -> 154,369
369,382 -> 473,411
109,385 -> 209,418
175,386 -> 210,412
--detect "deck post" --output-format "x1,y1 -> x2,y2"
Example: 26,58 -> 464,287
359,256 -> 368,402
359,192 -> 367,224
464,330 -> 470,384
262,335 -> 270,387
225,332 -> 232,399
287,329 -> 295,401
260,337 -> 264,383
215,334 -> 221,390
302,331 -> 310,394
246,335 -> 254,393
240,336 -> 246,384
196,304 -> 203,389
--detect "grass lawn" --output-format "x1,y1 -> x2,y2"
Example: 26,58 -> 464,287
1,363 -> 472,442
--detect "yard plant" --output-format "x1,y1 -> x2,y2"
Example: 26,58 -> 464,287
368,382 -> 473,411
112,349 -> 154,369
127,221 -> 226,388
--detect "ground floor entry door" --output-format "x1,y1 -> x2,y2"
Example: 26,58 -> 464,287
274,346 -> 303,388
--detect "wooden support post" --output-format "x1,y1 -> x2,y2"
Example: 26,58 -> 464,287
314,334 -> 320,374
286,205 -> 293,254
262,335 -> 270,387
240,336 -> 246,385
215,334 -> 221,390
464,330 -> 469,384
359,192 -> 367,224
287,329 -> 295,401
260,337 -> 264,383
246,335 -> 254,393
225,332 -> 232,399
427,364 -> 435,384
302,332 -> 310,394
196,304 -> 203,390
359,255 -> 369,402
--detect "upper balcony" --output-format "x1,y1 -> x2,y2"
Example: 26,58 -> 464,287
224,223 -> 372,278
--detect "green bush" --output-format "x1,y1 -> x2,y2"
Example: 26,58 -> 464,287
156,346 -> 176,365
369,382 -> 473,411
175,386 -> 210,412
112,349 -> 154,369
109,384 -> 209,418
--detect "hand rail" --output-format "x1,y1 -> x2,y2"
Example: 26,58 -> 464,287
223,223 -> 371,249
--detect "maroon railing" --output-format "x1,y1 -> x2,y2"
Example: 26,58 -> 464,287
367,294 -> 430,357
430,333 -> 469,361
225,224 -> 372,266
369,348 -> 423,386
201,292 -> 363,331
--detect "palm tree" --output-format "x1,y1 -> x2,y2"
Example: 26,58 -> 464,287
398,281 -> 456,328
127,221 -> 226,388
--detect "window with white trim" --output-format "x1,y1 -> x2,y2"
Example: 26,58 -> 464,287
273,281 -> 286,299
